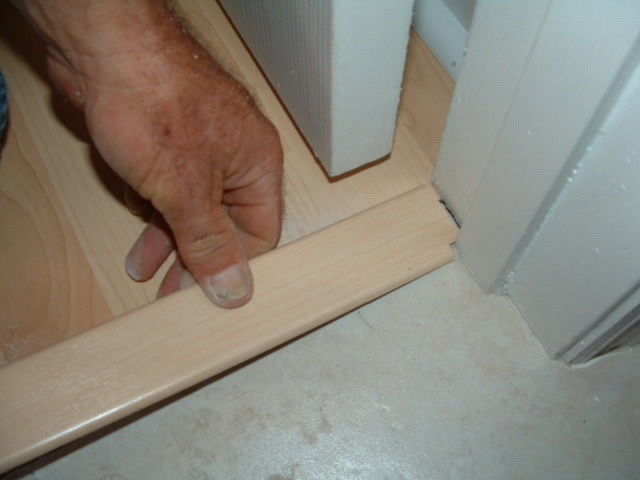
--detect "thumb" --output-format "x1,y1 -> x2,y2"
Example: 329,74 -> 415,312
168,202 -> 253,308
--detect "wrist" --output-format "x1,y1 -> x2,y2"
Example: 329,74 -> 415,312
14,0 -> 169,57
13,0 -> 180,101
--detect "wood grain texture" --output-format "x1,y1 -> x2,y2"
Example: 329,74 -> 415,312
0,4 -> 161,318
0,0 -> 454,364
398,30 -> 455,166
0,106 -> 113,364
0,186 -> 458,473
0,0 -> 457,471
180,0 -> 452,244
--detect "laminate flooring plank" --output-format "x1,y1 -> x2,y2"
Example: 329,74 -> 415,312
178,0 -> 453,243
0,0 -> 454,362
0,0 -> 450,328
0,105 -> 113,364
0,0 -> 459,469
0,4 -> 161,316
399,30 -> 456,166
0,185 -> 458,473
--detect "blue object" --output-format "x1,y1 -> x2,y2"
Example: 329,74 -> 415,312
0,69 -> 7,135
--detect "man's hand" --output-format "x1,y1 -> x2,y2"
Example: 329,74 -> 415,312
13,0 -> 284,307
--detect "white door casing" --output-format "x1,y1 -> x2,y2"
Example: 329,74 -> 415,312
218,0 -> 414,176
434,0 -> 640,360
509,44 -> 640,361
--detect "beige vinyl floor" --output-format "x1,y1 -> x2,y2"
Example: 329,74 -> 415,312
5,254 -> 639,480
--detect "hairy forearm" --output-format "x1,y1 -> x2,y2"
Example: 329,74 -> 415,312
12,0 -> 284,307
11,0 -> 213,103
11,0 -> 169,56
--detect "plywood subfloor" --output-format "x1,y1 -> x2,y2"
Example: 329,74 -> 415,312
0,0 -> 457,473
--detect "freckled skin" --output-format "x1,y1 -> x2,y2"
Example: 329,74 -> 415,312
13,0 -> 284,305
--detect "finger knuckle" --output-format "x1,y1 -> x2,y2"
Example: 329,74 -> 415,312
180,228 -> 235,265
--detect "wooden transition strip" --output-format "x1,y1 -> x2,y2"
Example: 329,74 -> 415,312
0,185 -> 457,473
0,2 -> 455,363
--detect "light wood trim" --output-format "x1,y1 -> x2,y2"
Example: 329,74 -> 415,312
0,0 -> 458,471
0,186 -> 457,473
0,2 -> 453,335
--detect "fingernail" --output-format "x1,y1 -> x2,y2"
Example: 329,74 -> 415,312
125,237 -> 144,281
203,264 -> 253,308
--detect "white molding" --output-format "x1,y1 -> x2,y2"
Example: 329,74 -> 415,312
509,45 -> 640,359
219,0 -> 414,176
330,0 -> 414,175
434,0 -> 552,225
436,0 -> 640,291
434,0 -> 640,361
412,0 -> 469,80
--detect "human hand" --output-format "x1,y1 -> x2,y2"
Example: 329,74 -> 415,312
16,0 -> 283,307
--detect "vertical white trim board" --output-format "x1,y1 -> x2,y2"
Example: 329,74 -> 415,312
434,0 -> 553,227
435,0 -> 640,291
434,0 -> 640,361
440,0 -> 476,30
509,46 -> 640,359
218,0 -> 414,176
411,0 -> 472,80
